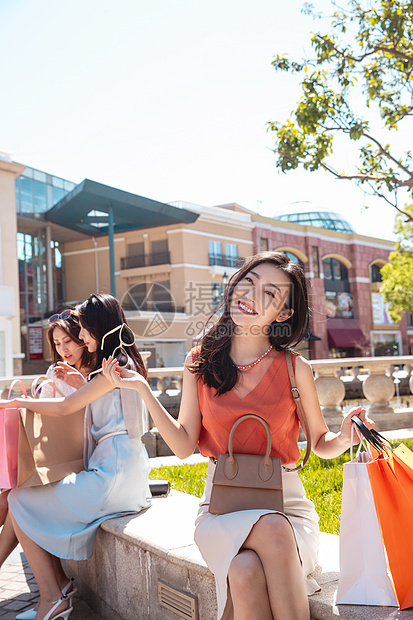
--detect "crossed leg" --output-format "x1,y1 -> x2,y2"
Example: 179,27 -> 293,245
10,512 -> 70,619
0,511 -> 18,567
228,513 -> 310,620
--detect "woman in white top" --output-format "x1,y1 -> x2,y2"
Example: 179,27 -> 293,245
0,309 -> 94,620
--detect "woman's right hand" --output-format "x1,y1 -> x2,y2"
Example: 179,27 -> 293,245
54,362 -> 87,389
102,356 -> 150,393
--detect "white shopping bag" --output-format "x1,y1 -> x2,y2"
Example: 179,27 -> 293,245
336,433 -> 397,606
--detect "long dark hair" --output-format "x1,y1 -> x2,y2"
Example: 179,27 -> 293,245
77,293 -> 147,380
193,252 -> 309,394
47,310 -> 95,370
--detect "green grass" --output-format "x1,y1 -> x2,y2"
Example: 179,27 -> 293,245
149,439 -> 413,535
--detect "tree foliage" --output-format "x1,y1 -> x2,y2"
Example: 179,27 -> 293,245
380,204 -> 413,320
269,0 -> 413,221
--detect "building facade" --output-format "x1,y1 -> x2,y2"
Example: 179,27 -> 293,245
250,209 -> 409,359
1,155 -> 411,376
62,200 -> 254,368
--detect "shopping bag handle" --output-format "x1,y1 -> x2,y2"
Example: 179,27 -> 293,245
7,379 -> 28,400
350,423 -> 371,461
351,416 -> 392,454
31,376 -> 65,398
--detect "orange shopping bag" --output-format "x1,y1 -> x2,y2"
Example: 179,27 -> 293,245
367,444 -> 413,610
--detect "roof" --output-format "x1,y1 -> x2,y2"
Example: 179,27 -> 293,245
274,210 -> 355,234
44,179 -> 199,235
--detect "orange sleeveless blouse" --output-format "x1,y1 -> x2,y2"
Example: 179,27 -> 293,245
195,349 -> 301,464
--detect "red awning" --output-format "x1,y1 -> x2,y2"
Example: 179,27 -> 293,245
328,329 -> 365,348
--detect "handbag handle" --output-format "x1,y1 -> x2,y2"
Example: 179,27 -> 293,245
226,414 -> 274,482
284,350 -> 311,472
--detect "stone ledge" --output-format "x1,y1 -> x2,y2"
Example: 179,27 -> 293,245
63,491 -> 409,620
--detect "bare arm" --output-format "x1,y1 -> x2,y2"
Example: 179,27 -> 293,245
0,374 -> 113,416
103,354 -> 202,459
295,356 -> 373,459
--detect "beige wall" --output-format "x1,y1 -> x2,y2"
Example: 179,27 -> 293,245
0,158 -> 25,374
62,208 -> 254,359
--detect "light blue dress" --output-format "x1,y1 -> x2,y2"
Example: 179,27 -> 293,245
9,388 -> 151,560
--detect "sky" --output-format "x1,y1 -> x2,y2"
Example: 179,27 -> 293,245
0,0 -> 408,241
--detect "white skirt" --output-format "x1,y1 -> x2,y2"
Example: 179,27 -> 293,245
194,461 -> 320,620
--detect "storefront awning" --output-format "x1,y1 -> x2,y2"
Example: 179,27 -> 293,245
328,328 -> 365,348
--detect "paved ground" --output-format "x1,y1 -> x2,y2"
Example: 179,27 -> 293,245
0,545 -> 101,620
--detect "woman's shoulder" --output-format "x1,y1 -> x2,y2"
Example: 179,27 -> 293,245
290,351 -> 313,382
283,349 -> 312,375
187,346 -> 201,364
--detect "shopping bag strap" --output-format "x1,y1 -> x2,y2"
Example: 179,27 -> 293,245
350,424 -> 372,461
31,376 -> 65,398
351,416 -> 392,454
284,350 -> 311,472
7,379 -> 28,400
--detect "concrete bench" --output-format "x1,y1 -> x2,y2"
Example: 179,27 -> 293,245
63,491 -> 409,620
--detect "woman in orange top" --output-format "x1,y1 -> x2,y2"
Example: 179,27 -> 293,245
102,251 -> 374,620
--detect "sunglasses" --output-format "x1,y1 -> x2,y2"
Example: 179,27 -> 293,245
88,323 -> 136,380
48,309 -> 74,325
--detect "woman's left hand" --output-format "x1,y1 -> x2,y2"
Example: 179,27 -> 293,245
340,406 -> 374,446
0,397 -> 25,409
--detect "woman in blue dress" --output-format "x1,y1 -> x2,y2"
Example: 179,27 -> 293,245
2,294 -> 151,620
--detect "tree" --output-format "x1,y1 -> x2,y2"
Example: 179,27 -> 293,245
269,0 -> 413,222
380,204 -> 413,320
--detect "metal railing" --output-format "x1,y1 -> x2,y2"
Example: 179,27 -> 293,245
121,251 -> 171,270
208,254 -> 243,267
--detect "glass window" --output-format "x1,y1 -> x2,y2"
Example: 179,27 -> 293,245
15,179 -> 20,211
24,234 -> 32,260
33,169 -> 46,183
123,282 -> 147,310
17,233 -> 25,261
372,332 -> 401,356
53,177 -> 64,189
371,264 -> 383,283
225,243 -> 238,267
284,251 -> 299,263
128,242 -> 144,257
260,237 -> 269,252
20,176 -> 34,214
54,242 -> 62,269
323,258 -> 332,280
323,257 -> 348,282
209,240 -> 223,265
333,259 -> 342,280
151,281 -> 172,312
34,181 -> 47,213
151,239 -> 168,254
52,187 -> 64,205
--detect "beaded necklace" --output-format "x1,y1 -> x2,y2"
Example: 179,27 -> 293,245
233,344 -> 273,371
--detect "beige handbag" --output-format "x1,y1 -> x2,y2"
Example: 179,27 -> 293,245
17,376 -> 85,488
208,350 -> 311,515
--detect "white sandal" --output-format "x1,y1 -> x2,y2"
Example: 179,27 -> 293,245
39,596 -> 72,620
15,582 -> 76,620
